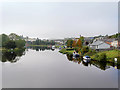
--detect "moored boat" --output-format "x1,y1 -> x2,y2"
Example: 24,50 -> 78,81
83,56 -> 91,62
73,52 -> 80,57
52,46 -> 55,50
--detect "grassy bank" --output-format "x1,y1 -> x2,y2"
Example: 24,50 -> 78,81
59,48 -> 74,54
59,48 -> 120,63
30,45 -> 64,48
90,50 -> 120,62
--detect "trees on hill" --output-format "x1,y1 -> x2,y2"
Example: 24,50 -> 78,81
0,34 -> 10,47
0,33 -> 25,49
67,38 -> 83,48
32,39 -> 55,45
108,33 -> 120,39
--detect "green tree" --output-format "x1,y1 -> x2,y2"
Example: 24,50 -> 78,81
0,34 -> 10,47
9,33 -> 21,40
4,40 -> 16,49
66,39 -> 73,48
80,36 -> 84,44
15,39 -> 26,48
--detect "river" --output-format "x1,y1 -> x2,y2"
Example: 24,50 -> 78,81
2,48 -> 119,88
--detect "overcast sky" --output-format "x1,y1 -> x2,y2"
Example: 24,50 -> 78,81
1,2 -> 118,39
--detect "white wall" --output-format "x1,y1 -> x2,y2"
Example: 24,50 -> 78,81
111,41 -> 118,47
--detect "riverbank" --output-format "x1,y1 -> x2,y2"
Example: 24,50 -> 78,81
29,45 -> 64,48
0,48 -> 25,52
90,50 -> 120,63
59,48 -> 120,63
29,45 -> 50,47
59,48 -> 74,54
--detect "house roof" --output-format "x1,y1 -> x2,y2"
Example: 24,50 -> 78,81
89,40 -> 105,46
102,38 -> 115,42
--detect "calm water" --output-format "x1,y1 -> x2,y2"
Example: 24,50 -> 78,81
2,47 -> 119,88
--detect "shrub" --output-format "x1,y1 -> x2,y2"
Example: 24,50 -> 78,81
94,54 -> 99,59
81,46 -> 89,54
98,53 -> 107,62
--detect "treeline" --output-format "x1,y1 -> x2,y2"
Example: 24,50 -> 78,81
108,33 -> 120,39
66,37 -> 84,48
31,38 -> 55,45
66,37 -> 97,56
0,34 -> 25,49
94,33 -> 120,39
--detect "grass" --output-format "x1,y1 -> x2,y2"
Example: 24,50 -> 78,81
91,50 -> 120,62
59,48 -> 74,54
59,48 -> 120,63
91,50 -> 119,59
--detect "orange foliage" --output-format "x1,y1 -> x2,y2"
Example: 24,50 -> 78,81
72,40 -> 76,47
76,39 -> 82,48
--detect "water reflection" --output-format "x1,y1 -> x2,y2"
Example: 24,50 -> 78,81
28,46 -> 55,51
66,54 -> 120,70
1,46 -> 55,63
1,49 -> 25,63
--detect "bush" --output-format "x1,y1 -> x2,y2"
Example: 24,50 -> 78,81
92,53 -> 107,62
98,53 -> 107,62
95,54 -> 99,58
81,46 -> 89,54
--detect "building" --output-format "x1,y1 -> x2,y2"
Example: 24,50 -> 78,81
111,40 -> 118,48
24,38 -> 37,42
84,37 -> 94,45
89,40 -> 111,50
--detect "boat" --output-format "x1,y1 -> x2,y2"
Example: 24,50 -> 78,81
73,52 -> 80,57
83,56 -> 91,62
75,53 -> 80,57
52,46 -> 55,50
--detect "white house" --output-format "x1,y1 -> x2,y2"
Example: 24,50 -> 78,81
89,40 -> 111,50
111,40 -> 118,48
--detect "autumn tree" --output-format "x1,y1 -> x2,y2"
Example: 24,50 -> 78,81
76,39 -> 82,48
72,40 -> 76,47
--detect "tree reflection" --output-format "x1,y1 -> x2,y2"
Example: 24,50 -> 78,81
28,46 -> 54,51
66,54 -> 81,64
1,49 -> 25,63
66,54 -> 120,70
